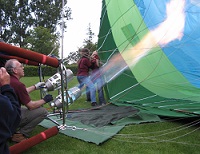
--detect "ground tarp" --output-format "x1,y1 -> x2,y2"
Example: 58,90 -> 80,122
39,104 -> 161,145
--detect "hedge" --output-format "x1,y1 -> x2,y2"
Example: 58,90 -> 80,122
24,64 -> 78,77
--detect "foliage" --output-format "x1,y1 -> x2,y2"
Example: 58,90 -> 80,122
24,66 -> 57,77
83,23 -> 97,51
24,27 -> 60,56
0,0 -> 71,47
24,64 -> 78,77
66,64 -> 78,74
65,24 -> 97,64
65,51 -> 80,64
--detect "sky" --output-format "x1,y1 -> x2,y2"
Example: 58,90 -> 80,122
61,0 -> 102,58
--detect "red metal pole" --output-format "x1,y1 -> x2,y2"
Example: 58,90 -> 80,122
0,42 -> 59,68
9,126 -> 59,154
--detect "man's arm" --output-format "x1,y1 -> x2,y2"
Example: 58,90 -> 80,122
26,82 -> 45,93
25,94 -> 53,110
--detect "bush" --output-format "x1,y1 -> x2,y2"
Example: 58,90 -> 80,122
24,64 -> 78,77
66,64 -> 78,75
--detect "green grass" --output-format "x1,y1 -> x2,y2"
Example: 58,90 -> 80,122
10,77 -> 200,154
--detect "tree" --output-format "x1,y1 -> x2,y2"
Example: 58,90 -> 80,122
24,27 -> 59,56
0,0 -> 71,48
83,23 -> 97,51
66,23 -> 97,64
65,50 -> 80,64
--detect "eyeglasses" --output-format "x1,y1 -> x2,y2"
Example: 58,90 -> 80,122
14,64 -> 24,69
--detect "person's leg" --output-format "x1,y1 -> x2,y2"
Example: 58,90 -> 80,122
77,76 -> 84,89
96,77 -> 106,105
86,86 -> 91,101
86,75 -> 91,101
77,76 -> 90,101
19,106 -> 48,137
83,77 -> 96,106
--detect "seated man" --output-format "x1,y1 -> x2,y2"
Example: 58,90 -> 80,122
5,59 -> 53,143
0,67 -> 21,154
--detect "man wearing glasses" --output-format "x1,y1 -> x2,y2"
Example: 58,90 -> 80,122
5,59 -> 53,143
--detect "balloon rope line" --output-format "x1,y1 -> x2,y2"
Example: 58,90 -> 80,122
83,116 -> 200,146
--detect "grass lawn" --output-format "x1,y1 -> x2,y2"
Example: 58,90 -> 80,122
10,76 -> 200,154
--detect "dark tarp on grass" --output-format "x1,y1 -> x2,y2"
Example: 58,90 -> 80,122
39,104 -> 161,145
66,104 -> 139,127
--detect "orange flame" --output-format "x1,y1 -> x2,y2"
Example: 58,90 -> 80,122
123,0 -> 186,67
97,0 -> 186,83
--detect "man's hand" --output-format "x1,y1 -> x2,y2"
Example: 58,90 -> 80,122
0,67 -> 10,86
34,82 -> 45,90
43,94 -> 53,103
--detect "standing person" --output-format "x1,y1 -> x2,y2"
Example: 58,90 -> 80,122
77,48 -> 97,106
0,67 -> 21,154
91,51 -> 106,105
5,59 -> 53,143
